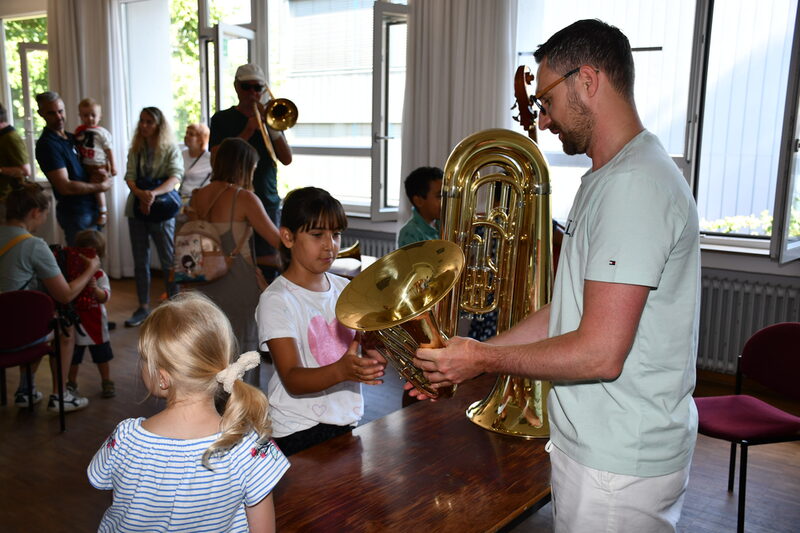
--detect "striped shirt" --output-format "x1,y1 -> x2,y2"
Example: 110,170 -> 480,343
88,417 -> 289,532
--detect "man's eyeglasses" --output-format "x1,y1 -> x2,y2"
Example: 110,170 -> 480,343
239,82 -> 265,92
531,67 -> 580,116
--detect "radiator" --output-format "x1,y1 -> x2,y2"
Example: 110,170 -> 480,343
342,230 -> 396,259
698,269 -> 800,373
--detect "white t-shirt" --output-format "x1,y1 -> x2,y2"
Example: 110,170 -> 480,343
179,149 -> 212,201
75,126 -> 113,167
256,273 -> 362,438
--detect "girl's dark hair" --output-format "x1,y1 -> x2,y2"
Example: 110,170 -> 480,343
211,138 -> 258,190
5,182 -> 51,220
279,187 -> 347,267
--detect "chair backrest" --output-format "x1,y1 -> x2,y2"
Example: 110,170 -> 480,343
0,290 -> 55,351
740,321 -> 800,402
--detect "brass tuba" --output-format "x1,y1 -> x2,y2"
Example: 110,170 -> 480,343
437,128 -> 553,439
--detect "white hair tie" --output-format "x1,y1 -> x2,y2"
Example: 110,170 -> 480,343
216,351 -> 261,393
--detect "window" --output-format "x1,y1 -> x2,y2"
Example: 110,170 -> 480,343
266,0 -> 407,217
516,0 -> 800,263
2,15 -> 47,180
695,0 -> 797,241
515,0 -> 696,223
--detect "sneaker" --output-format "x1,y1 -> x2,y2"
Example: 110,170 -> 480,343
124,307 -> 149,328
47,391 -> 89,412
14,389 -> 43,408
108,321 -> 117,331
101,380 -> 116,399
66,381 -> 79,396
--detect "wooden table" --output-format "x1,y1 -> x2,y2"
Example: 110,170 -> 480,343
274,374 -> 552,532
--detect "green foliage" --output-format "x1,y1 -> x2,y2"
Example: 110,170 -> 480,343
3,17 -> 48,138
700,208 -> 800,238
169,0 -> 201,140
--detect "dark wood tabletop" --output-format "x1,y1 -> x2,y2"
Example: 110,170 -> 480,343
274,373 -> 552,532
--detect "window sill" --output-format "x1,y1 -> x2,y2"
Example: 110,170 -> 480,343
700,235 -> 770,256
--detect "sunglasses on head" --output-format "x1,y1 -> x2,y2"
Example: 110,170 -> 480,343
239,82 -> 264,92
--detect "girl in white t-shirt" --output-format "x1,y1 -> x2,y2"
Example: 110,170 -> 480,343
256,187 -> 385,456
88,292 -> 289,532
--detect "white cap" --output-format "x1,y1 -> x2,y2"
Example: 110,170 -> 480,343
235,63 -> 266,84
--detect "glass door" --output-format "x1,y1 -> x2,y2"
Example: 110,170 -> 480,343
18,42 -> 47,180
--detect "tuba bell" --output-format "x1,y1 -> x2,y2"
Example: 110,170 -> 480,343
336,240 -> 464,399
437,128 -> 553,439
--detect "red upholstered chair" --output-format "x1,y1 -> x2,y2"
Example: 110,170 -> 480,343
0,290 -> 65,431
695,322 -> 800,533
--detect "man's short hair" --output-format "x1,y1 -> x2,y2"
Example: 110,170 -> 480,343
0,102 -> 7,123
534,19 -> 635,102
35,91 -> 61,107
404,166 -> 443,202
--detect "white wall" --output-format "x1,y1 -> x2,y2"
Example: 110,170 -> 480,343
0,0 -> 46,19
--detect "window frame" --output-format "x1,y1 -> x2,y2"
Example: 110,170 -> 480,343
686,0 -> 800,262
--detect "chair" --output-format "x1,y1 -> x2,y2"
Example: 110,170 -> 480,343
0,290 -> 66,431
695,322 -> 800,533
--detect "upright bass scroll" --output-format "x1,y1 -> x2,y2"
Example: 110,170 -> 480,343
513,65 -> 539,142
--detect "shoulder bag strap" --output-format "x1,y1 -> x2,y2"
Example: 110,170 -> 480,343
0,233 -> 32,258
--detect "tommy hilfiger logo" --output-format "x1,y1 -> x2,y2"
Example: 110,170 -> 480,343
564,219 -> 575,236
609,260 -> 616,266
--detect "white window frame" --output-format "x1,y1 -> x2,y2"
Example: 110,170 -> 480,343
370,0 -> 407,220
687,0 -> 800,263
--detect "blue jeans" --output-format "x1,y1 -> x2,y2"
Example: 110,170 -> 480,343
57,209 -> 99,246
128,217 -> 176,307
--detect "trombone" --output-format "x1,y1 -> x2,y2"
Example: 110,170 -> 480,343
253,85 -> 298,163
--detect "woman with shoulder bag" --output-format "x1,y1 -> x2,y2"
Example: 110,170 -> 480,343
187,138 -> 280,383
123,107 -> 183,328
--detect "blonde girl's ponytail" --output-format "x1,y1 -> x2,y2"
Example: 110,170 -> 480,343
203,352 -> 272,468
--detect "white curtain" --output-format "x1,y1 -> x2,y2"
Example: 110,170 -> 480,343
47,0 -> 131,278
398,0 -> 518,227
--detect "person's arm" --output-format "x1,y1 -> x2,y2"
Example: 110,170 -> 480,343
45,167 -> 110,196
269,130 -> 292,165
245,494 -> 276,533
0,163 -> 31,178
241,191 -> 280,248
40,255 -> 101,304
266,336 -> 384,396
415,280 -> 650,387
105,148 -> 117,176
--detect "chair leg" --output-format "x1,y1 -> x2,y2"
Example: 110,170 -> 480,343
53,324 -> 65,432
24,364 -> 35,412
727,441 -> 737,492
737,443 -> 748,533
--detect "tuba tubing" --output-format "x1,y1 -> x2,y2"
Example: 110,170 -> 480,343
438,128 -> 553,439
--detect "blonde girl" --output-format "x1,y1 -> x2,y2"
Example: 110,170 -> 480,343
256,187 -> 385,456
88,292 -> 289,533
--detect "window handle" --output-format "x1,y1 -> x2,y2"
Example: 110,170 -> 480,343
373,132 -> 396,143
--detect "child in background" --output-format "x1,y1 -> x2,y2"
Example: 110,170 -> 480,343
256,187 -> 385,456
67,229 -> 115,398
397,166 -> 443,247
88,292 -> 289,532
75,98 -> 117,226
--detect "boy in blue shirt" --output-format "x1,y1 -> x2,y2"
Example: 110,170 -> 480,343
397,166 -> 443,247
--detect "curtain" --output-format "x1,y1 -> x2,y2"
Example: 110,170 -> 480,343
47,0 -> 131,278
398,0 -> 518,229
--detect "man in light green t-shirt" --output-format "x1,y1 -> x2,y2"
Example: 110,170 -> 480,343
414,20 -> 700,532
